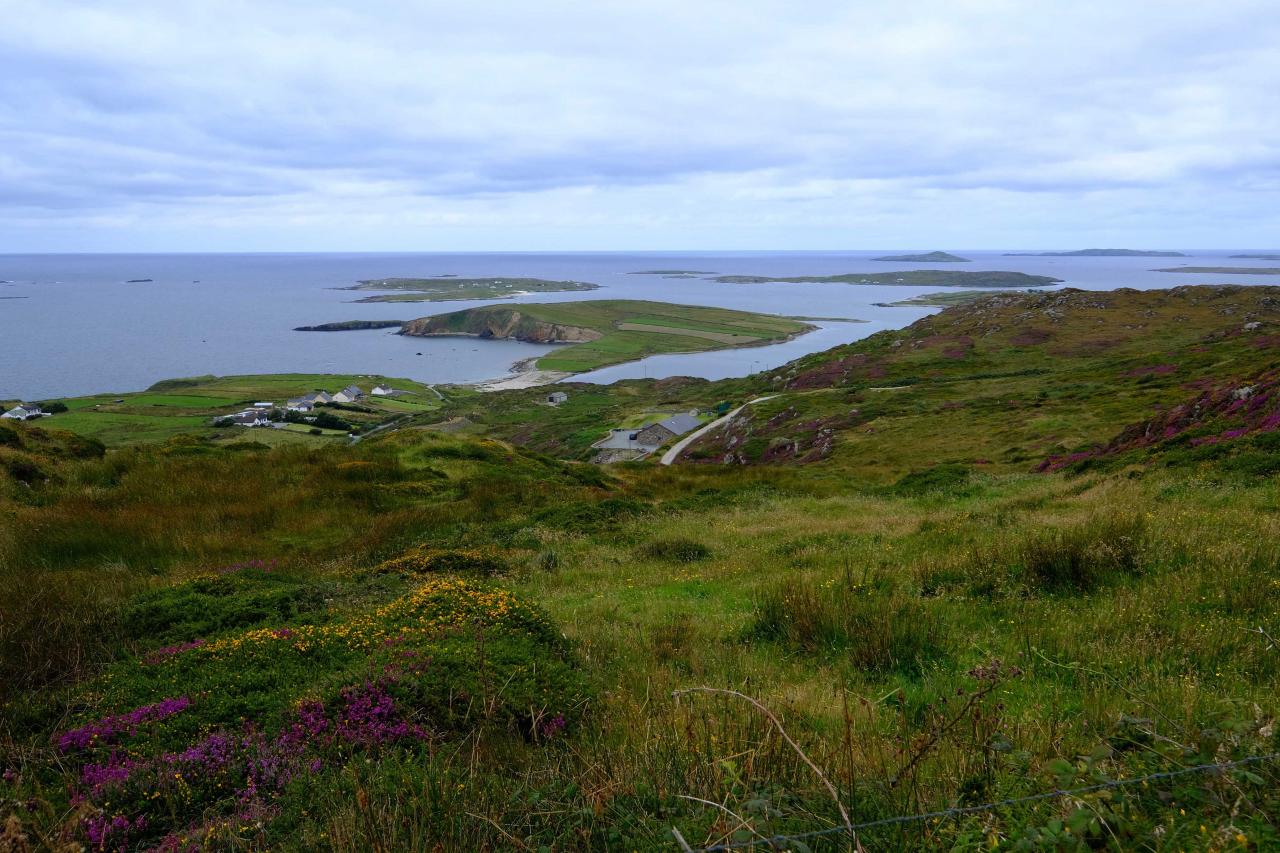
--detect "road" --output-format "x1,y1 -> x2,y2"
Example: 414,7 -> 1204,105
659,395 -> 778,466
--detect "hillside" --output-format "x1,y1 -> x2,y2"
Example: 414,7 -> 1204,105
400,300 -> 813,372
3,286 -> 1280,850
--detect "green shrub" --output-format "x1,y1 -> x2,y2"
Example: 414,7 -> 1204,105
638,536 -> 711,563
748,579 -> 946,673
1015,513 -> 1147,592
121,568 -> 328,646
889,463 -> 973,496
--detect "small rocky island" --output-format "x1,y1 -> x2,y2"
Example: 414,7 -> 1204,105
870,251 -> 970,263
1151,266 -> 1280,275
1004,249 -> 1186,257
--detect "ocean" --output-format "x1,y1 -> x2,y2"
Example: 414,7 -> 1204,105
1,250 -> 1276,400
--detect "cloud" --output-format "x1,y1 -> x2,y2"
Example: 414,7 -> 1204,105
1,0 -> 1278,249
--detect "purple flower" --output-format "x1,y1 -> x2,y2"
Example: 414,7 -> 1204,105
82,812 -> 146,851
58,696 -> 191,753
142,639 -> 206,666
80,754 -> 140,796
539,714 -> 567,739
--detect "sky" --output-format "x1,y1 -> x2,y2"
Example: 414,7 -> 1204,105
1,0 -> 1278,252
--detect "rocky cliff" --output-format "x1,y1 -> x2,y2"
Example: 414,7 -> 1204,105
399,308 -> 603,344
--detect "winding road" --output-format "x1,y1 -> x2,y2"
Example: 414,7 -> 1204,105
659,395 -> 778,465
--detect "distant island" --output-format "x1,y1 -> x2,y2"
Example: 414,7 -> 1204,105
397,299 -> 814,373
339,276 -> 600,303
294,320 -> 404,332
871,251 -> 971,263
125,278 -> 154,283
1003,249 -> 1186,257
1230,254 -> 1280,261
1151,266 -> 1280,275
627,269 -> 718,276
712,269 -> 1061,288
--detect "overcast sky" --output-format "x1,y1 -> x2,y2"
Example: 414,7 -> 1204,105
2,0 -> 1278,252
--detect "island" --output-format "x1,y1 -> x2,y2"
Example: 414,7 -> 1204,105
294,320 -> 404,332
398,299 -> 814,373
125,278 -> 154,283
711,269 -> 1061,288
627,269 -> 718,275
871,251 -> 971,263
1151,267 -> 1280,275
1231,254 -> 1280,261
339,276 -> 600,303
1003,249 -> 1186,257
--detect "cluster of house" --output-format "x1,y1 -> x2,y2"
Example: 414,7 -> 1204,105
222,384 -> 400,428
2,403 -> 48,421
591,412 -> 703,463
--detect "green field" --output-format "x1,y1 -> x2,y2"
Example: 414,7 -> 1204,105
401,299 -> 813,372
4,285 -> 1280,850
11,373 -> 444,447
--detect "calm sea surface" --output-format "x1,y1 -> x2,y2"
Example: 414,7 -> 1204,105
1,251 -> 1276,399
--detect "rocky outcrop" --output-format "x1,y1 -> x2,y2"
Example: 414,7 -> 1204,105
399,308 -> 603,344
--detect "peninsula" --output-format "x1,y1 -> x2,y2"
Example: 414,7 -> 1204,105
339,276 -> 600,303
294,320 -> 403,332
398,299 -> 814,373
711,269 -> 1060,288
870,251 -> 970,262
1004,249 -> 1186,257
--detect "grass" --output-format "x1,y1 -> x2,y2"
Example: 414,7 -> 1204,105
13,373 -> 444,448
344,276 -> 600,303
3,286 -> 1280,850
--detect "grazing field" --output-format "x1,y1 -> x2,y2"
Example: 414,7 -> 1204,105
3,285 -> 1280,851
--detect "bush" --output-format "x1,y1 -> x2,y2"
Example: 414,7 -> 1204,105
37,400 -> 69,414
748,579 -> 946,673
889,463 -> 973,496
40,578 -> 589,850
638,536 -> 711,563
122,568 -> 328,646
375,547 -> 508,577
1015,513 -> 1147,592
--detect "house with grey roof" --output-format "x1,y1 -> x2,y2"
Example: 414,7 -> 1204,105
633,414 -> 702,447
332,385 -> 364,403
2,404 -> 43,420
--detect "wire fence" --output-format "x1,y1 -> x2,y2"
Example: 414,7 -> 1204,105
671,752 -> 1280,852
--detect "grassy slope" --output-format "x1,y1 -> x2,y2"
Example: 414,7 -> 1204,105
3,286 -> 1280,850
407,300 -> 811,372
15,373 -> 444,447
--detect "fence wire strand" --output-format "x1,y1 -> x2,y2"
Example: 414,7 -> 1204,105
675,751 -> 1280,852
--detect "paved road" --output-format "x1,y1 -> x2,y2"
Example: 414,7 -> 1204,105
659,395 -> 778,465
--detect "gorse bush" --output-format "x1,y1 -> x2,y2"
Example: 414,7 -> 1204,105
376,547 -> 509,577
638,536 -> 711,563
749,578 -> 946,673
18,576 -> 588,851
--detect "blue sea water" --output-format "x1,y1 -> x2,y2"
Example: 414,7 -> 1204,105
0,250 -> 1276,400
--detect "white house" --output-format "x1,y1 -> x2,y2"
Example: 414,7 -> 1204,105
332,385 -> 364,403
2,404 -> 42,420
547,391 -> 569,406
371,384 -> 394,396
230,410 -> 270,427
286,398 -> 314,412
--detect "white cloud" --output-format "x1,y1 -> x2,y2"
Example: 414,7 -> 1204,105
1,0 -> 1278,249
